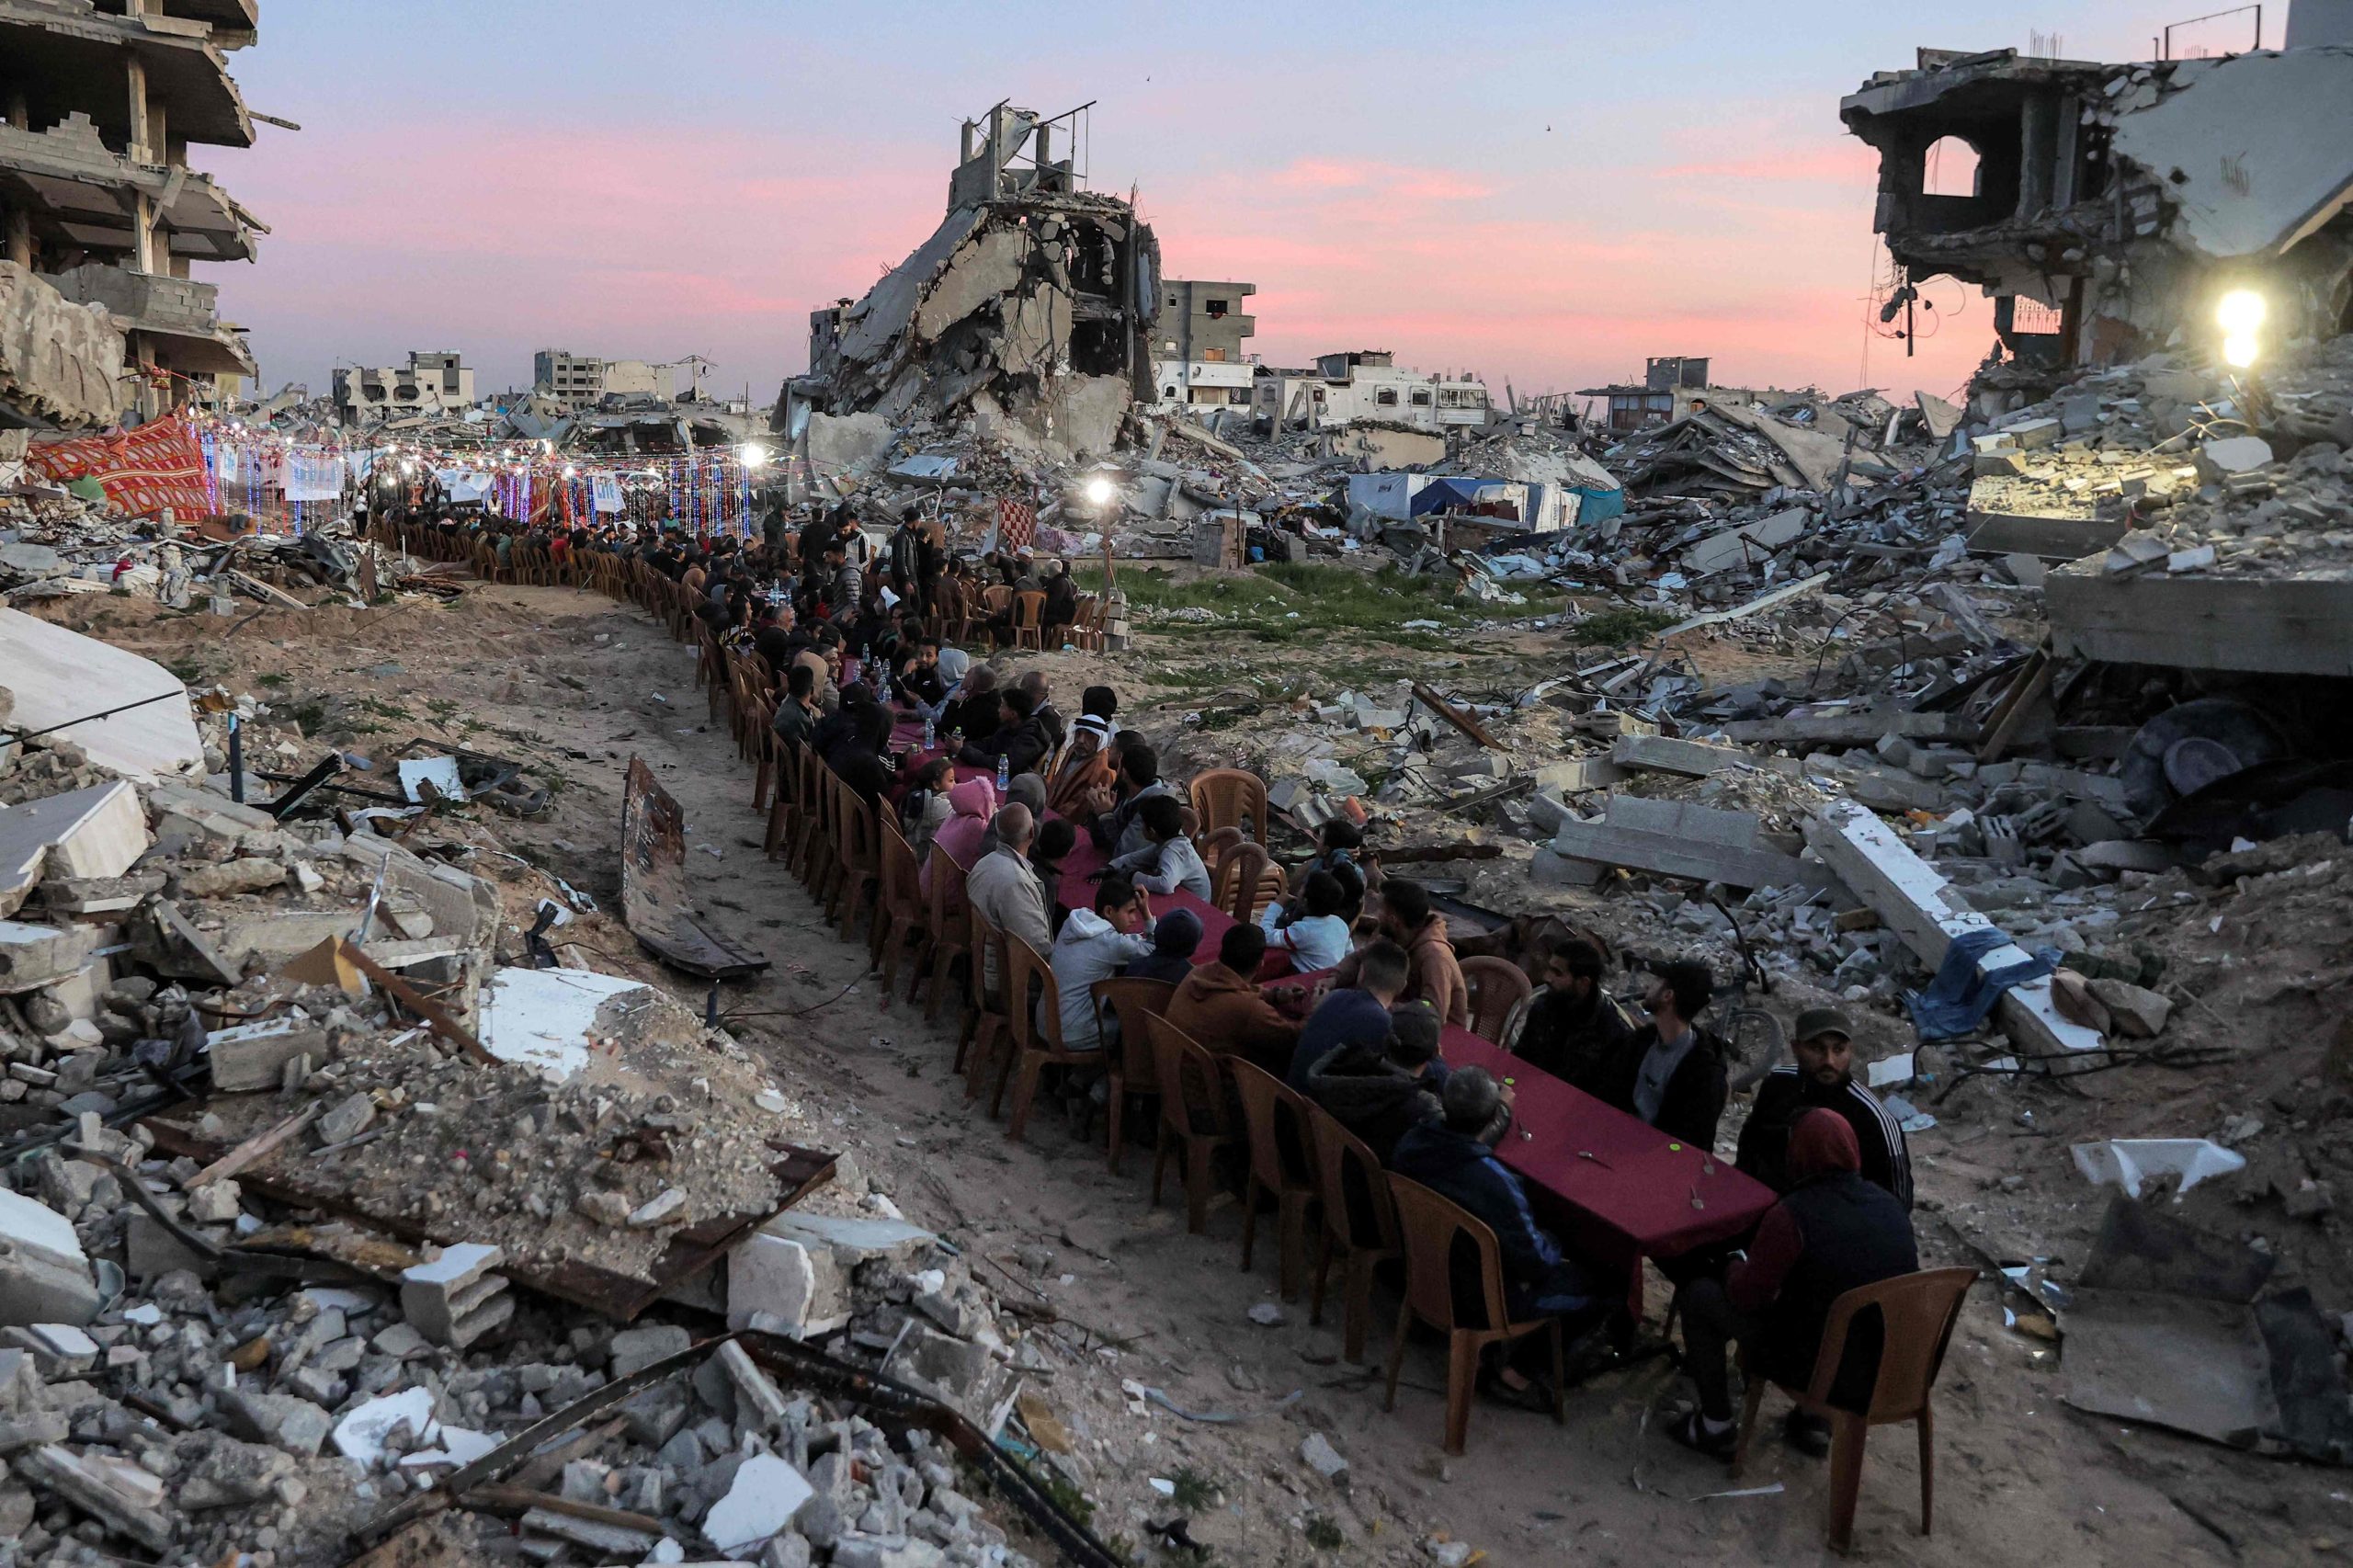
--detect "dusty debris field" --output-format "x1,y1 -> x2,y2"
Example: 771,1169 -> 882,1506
63,578 -> 2348,1568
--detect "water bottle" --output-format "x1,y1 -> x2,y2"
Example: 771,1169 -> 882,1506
995,755 -> 1010,793
922,713 -> 936,751
877,665 -> 892,704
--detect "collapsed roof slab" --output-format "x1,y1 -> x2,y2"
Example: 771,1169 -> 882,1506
2109,47 -> 2353,258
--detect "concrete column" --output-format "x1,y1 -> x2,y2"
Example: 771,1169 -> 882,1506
4,86 -> 28,269
126,54 -> 155,271
2018,94 -> 2055,220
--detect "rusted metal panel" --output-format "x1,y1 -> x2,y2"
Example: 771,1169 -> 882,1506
620,756 -> 769,979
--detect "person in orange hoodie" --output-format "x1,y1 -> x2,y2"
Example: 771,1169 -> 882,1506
1334,880 -> 1468,1029
1165,924 -> 1302,1075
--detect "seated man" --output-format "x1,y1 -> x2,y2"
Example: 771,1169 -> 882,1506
1110,794 -> 1211,899
1287,938 -> 1410,1088
1597,958 -> 1728,1151
1165,924 -> 1302,1074
958,687 -> 1055,778
1738,1007 -> 1913,1210
1086,740 -> 1181,860
769,662 -> 820,755
1392,1067 -> 1610,1409
1047,872 -> 1156,1054
1515,937 -> 1633,1093
1668,1109 -> 1920,1460
1017,670 -> 1065,754
966,805 -> 1052,993
1123,907 -> 1202,986
1301,1003 -> 1449,1163
1260,869 -> 1351,976
1332,880 -> 1467,1029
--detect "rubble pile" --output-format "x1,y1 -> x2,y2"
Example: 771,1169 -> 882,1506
0,617 -> 1079,1567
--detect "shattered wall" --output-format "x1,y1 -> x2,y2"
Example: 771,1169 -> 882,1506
1844,45 -> 2353,367
0,262 -> 128,429
788,108 -> 1161,461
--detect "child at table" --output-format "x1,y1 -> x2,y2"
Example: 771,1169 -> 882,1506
1258,869 -> 1350,977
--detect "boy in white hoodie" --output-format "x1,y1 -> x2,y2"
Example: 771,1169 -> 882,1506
1046,872 -> 1157,1053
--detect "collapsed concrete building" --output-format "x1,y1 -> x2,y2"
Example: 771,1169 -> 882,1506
784,102 -> 1161,460
0,0 -> 268,426
1843,41 -> 2353,375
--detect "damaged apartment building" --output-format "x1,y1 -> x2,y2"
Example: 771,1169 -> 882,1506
1843,33 -> 2353,378
785,101 -> 1160,460
0,0 -> 269,429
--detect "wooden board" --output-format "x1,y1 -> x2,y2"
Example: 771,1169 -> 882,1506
620,757 -> 769,979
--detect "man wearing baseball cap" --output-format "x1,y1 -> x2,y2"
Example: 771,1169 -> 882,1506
1737,1006 -> 1914,1210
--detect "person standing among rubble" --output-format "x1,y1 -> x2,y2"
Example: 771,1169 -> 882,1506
1737,1008 -> 1913,1210
1515,938 -> 1633,1092
1597,960 -> 1727,1150
888,506 -> 924,610
1666,1109 -> 1918,1461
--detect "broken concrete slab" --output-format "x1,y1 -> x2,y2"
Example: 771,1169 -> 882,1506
1805,801 -> 2104,1060
206,1017 -> 329,1094
704,1452 -> 814,1554
1680,506 -> 1810,575
16,1443 -> 173,1551
478,965 -> 657,1083
0,609 -> 203,782
401,1244 -> 514,1350
1552,794 -> 1806,890
0,1188 -> 98,1328
0,781 -> 147,918
1609,733 -> 1779,778
0,918 -> 106,994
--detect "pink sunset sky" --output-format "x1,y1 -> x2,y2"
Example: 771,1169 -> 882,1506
198,2 -> 2281,411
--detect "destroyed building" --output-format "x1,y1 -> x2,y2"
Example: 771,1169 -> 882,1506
1843,40 -> 2353,374
0,0 -> 267,426
1578,354 -> 1712,434
1252,349 -> 1493,436
1149,278 -> 1255,414
784,101 -> 1161,460
330,350 -> 474,426
532,348 -> 710,411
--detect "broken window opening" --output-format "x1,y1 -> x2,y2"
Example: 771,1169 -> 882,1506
1374,388 -> 1400,407
1205,299 -> 1229,316
1922,135 -> 1981,198
1409,390 -> 1432,405
1067,319 -> 1125,377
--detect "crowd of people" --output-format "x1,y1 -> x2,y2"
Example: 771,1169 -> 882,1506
394,498 -> 1931,1465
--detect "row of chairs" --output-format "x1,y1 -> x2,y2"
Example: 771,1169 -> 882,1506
546,536 -> 1963,1545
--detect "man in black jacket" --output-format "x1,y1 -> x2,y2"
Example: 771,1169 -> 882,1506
959,687 -> 1054,777
1300,1004 -> 1448,1163
1667,1109 -> 1918,1460
1597,958 -> 1727,1151
1737,1007 -> 1913,1210
1515,938 -> 1632,1091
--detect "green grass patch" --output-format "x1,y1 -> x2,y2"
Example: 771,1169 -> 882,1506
1572,605 -> 1676,646
1168,1467 -> 1220,1512
1075,562 -> 1554,651
1303,1514 -> 1346,1550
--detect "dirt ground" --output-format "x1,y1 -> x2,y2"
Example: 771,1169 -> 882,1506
62,582 -> 2349,1568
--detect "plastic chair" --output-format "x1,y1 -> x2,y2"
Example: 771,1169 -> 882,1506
1067,594 -> 1101,651
1145,1014 -> 1239,1234
1733,1267 -> 1975,1553
922,851 -> 972,1022
762,734 -> 799,857
799,758 -> 842,905
1305,1105 -> 1403,1364
1189,768 -> 1269,842
872,819 -> 929,992
1228,1060 -> 1320,1301
1460,957 -> 1532,1046
1012,590 -> 1048,651
961,900 -> 1012,1099
1382,1173 -> 1566,1456
1001,937 -> 1097,1141
1091,976 -> 1175,1176
1215,842 -> 1272,924
1197,826 -> 1243,881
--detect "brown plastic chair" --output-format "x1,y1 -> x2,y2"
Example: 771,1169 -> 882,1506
1733,1267 -> 1975,1553
872,819 -> 929,994
1214,842 -> 1274,924
1189,767 -> 1269,842
1145,1014 -> 1239,1234
799,758 -> 842,905
1011,590 -> 1048,651
1198,825 -> 1243,880
1001,937 -> 1098,1141
1091,976 -> 1175,1176
1305,1103 -> 1403,1364
1067,593 -> 1101,652
921,850 -> 972,1022
1381,1173 -> 1566,1456
832,775 -> 881,943
1460,957 -> 1532,1046
1227,1059 -> 1320,1301
764,738 -> 802,858
961,899 -> 1012,1098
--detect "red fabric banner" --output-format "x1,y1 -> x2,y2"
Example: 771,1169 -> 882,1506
27,415 -> 214,518
996,495 -> 1037,552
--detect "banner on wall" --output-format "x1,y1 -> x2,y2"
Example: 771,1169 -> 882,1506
591,472 -> 624,513
284,448 -> 345,502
